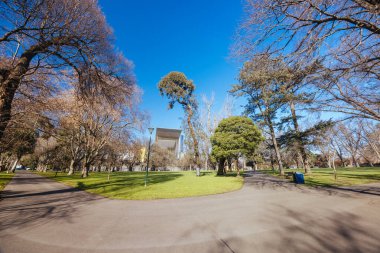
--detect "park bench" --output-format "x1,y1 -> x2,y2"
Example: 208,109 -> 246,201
285,172 -> 294,179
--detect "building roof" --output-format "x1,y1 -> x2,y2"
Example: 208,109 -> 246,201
155,128 -> 181,140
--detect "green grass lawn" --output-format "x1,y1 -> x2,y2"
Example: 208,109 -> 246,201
0,172 -> 14,191
264,167 -> 380,187
37,171 -> 244,200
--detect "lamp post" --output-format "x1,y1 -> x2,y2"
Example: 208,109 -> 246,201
145,127 -> 154,187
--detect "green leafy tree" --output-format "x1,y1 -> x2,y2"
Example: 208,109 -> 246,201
158,72 -> 200,168
211,116 -> 264,176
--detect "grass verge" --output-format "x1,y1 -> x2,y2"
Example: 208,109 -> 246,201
0,172 -> 14,191
36,171 -> 244,200
264,167 -> 380,187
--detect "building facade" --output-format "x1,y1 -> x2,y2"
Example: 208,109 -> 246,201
155,128 -> 182,158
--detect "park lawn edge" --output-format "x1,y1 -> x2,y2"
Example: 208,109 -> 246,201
35,171 -> 244,200
262,167 -> 380,187
103,179 -> 245,200
0,172 -> 14,192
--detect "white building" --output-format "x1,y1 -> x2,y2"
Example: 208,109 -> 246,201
155,128 -> 183,158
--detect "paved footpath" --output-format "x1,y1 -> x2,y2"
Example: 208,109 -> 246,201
1,171 -> 380,253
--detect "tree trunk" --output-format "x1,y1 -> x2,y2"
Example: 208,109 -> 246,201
332,156 -> 337,181
295,156 -> 300,169
68,159 -> 75,175
81,164 -> 90,178
336,149 -> 345,167
0,80 -> 18,140
205,153 -> 208,171
186,106 -> 200,168
235,160 -> 240,176
217,158 -> 225,175
327,155 -> 332,168
0,49 -> 37,140
268,121 -> 284,176
8,157 -> 19,173
289,101 -> 311,174
352,156 -> 360,167
227,159 -> 232,172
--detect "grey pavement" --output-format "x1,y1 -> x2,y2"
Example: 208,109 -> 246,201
1,171 -> 380,253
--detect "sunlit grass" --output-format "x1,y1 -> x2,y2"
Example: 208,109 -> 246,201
37,171 -> 243,200
0,172 -> 14,191
264,167 -> 380,187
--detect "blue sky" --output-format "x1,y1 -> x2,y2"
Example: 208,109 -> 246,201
99,0 -> 244,134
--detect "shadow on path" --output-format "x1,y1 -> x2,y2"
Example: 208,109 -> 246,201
259,207 -> 380,253
1,187 -> 82,199
0,172 -> 100,232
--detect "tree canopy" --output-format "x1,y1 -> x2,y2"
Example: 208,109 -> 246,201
158,71 -> 196,110
211,116 -> 263,175
158,71 -> 200,169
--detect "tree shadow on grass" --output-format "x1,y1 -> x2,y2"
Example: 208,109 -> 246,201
197,171 -> 214,177
244,171 -> 380,197
215,172 -> 241,177
338,173 -> 380,181
0,172 -> 186,233
74,172 -> 184,193
305,171 -> 380,181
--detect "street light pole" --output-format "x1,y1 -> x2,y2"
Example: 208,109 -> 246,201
145,127 -> 154,187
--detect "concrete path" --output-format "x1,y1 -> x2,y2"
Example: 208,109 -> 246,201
1,171 -> 380,253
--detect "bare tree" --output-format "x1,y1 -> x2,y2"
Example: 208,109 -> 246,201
236,0 -> 380,121
50,86 -> 143,177
121,138 -> 144,172
358,120 -> 380,162
195,93 -> 235,170
0,0 -> 135,139
314,131 -> 336,169
34,136 -> 59,172
330,127 -> 348,167
280,58 -> 323,173
232,55 -> 288,175
198,94 -> 215,170
150,144 -> 177,170
237,0 -> 380,72
336,123 -> 362,167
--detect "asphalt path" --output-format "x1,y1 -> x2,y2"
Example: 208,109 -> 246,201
1,171 -> 380,253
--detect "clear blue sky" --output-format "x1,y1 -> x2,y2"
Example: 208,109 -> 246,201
99,0 -> 244,134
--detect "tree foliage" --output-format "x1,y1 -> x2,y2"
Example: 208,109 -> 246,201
158,71 -> 200,167
232,55 -> 288,175
158,72 -> 196,110
211,116 -> 263,175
